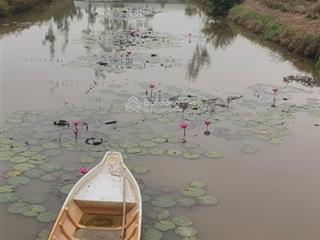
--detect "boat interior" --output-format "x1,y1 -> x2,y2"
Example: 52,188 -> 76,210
50,199 -> 139,240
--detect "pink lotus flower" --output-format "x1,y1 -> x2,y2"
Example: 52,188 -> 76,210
272,87 -> 279,93
180,122 -> 188,129
149,83 -> 155,89
80,167 -> 89,175
72,120 -> 80,126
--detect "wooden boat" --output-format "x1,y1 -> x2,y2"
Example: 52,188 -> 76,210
48,151 -> 142,240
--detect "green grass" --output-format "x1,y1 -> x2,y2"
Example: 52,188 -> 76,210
264,22 -> 282,39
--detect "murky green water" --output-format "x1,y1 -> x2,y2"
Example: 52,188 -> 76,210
0,1 -> 319,240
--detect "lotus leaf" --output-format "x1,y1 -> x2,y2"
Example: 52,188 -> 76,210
149,148 -> 166,155
206,151 -> 224,159
0,151 -> 15,161
126,147 -> 142,154
152,137 -> 168,143
182,187 -> 205,198
7,201 -> 32,214
120,142 -> 138,149
21,151 -> 38,157
159,185 -> 177,194
36,211 -> 57,223
40,174 -> 58,181
139,141 -> 157,148
36,229 -> 50,240
142,225 -> 163,240
0,193 -> 20,203
40,163 -> 62,172
0,185 -> 16,193
172,216 -> 193,226
7,176 -> 30,186
13,163 -> 35,171
24,169 -> 45,178
177,198 -> 197,207
188,180 -> 206,188
151,197 -> 176,208
183,152 -> 200,160
154,220 -> 175,231
175,226 -> 198,238
60,184 -> 74,194
45,149 -> 62,156
198,195 -> 219,205
10,156 -> 29,163
42,143 -> 60,150
78,156 -> 96,163
22,204 -> 46,217
24,194 -> 48,204
138,133 -> 155,140
62,142 -> 82,151
167,149 -> 183,156
4,170 -> 23,178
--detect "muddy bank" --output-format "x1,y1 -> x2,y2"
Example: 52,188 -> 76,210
0,0 -> 63,18
227,0 -> 320,73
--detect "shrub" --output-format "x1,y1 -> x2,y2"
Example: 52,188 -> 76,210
0,0 -> 10,17
207,0 -> 243,16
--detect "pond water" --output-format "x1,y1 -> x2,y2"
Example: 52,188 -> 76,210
0,1 -> 319,240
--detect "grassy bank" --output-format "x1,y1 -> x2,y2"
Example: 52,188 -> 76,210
228,1 -> 320,59
0,0 -> 52,17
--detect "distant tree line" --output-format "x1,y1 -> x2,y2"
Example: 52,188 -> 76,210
198,0 -> 243,16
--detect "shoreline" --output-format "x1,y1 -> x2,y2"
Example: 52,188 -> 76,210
227,0 -> 320,75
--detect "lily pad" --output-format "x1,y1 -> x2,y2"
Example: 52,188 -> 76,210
7,202 -> 32,214
0,185 -> 16,193
40,174 -> 58,181
151,197 -> 176,208
36,211 -> 57,223
13,163 -> 35,171
142,225 -> 163,240
188,180 -> 206,188
7,176 -> 30,186
198,195 -> 219,205
152,137 -> 168,143
24,169 -> 45,178
36,229 -> 50,240
182,187 -> 205,198
177,197 -> 197,207
78,156 -> 96,163
22,204 -> 46,217
10,156 -> 29,163
154,220 -> 176,231
139,141 -> 157,148
45,149 -> 62,156
60,184 -> 74,194
42,143 -> 60,150
183,152 -> 200,160
126,147 -> 142,154
40,163 -> 62,172
175,226 -> 198,238
172,216 -> 193,226
167,149 -> 183,156
149,148 -> 166,155
206,151 -> 224,158
0,193 -> 20,203
24,194 -> 48,204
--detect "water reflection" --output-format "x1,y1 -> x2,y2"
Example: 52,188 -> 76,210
187,39 -> 210,81
202,18 -> 237,49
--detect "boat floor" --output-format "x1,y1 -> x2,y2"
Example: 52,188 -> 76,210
74,229 -> 121,240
